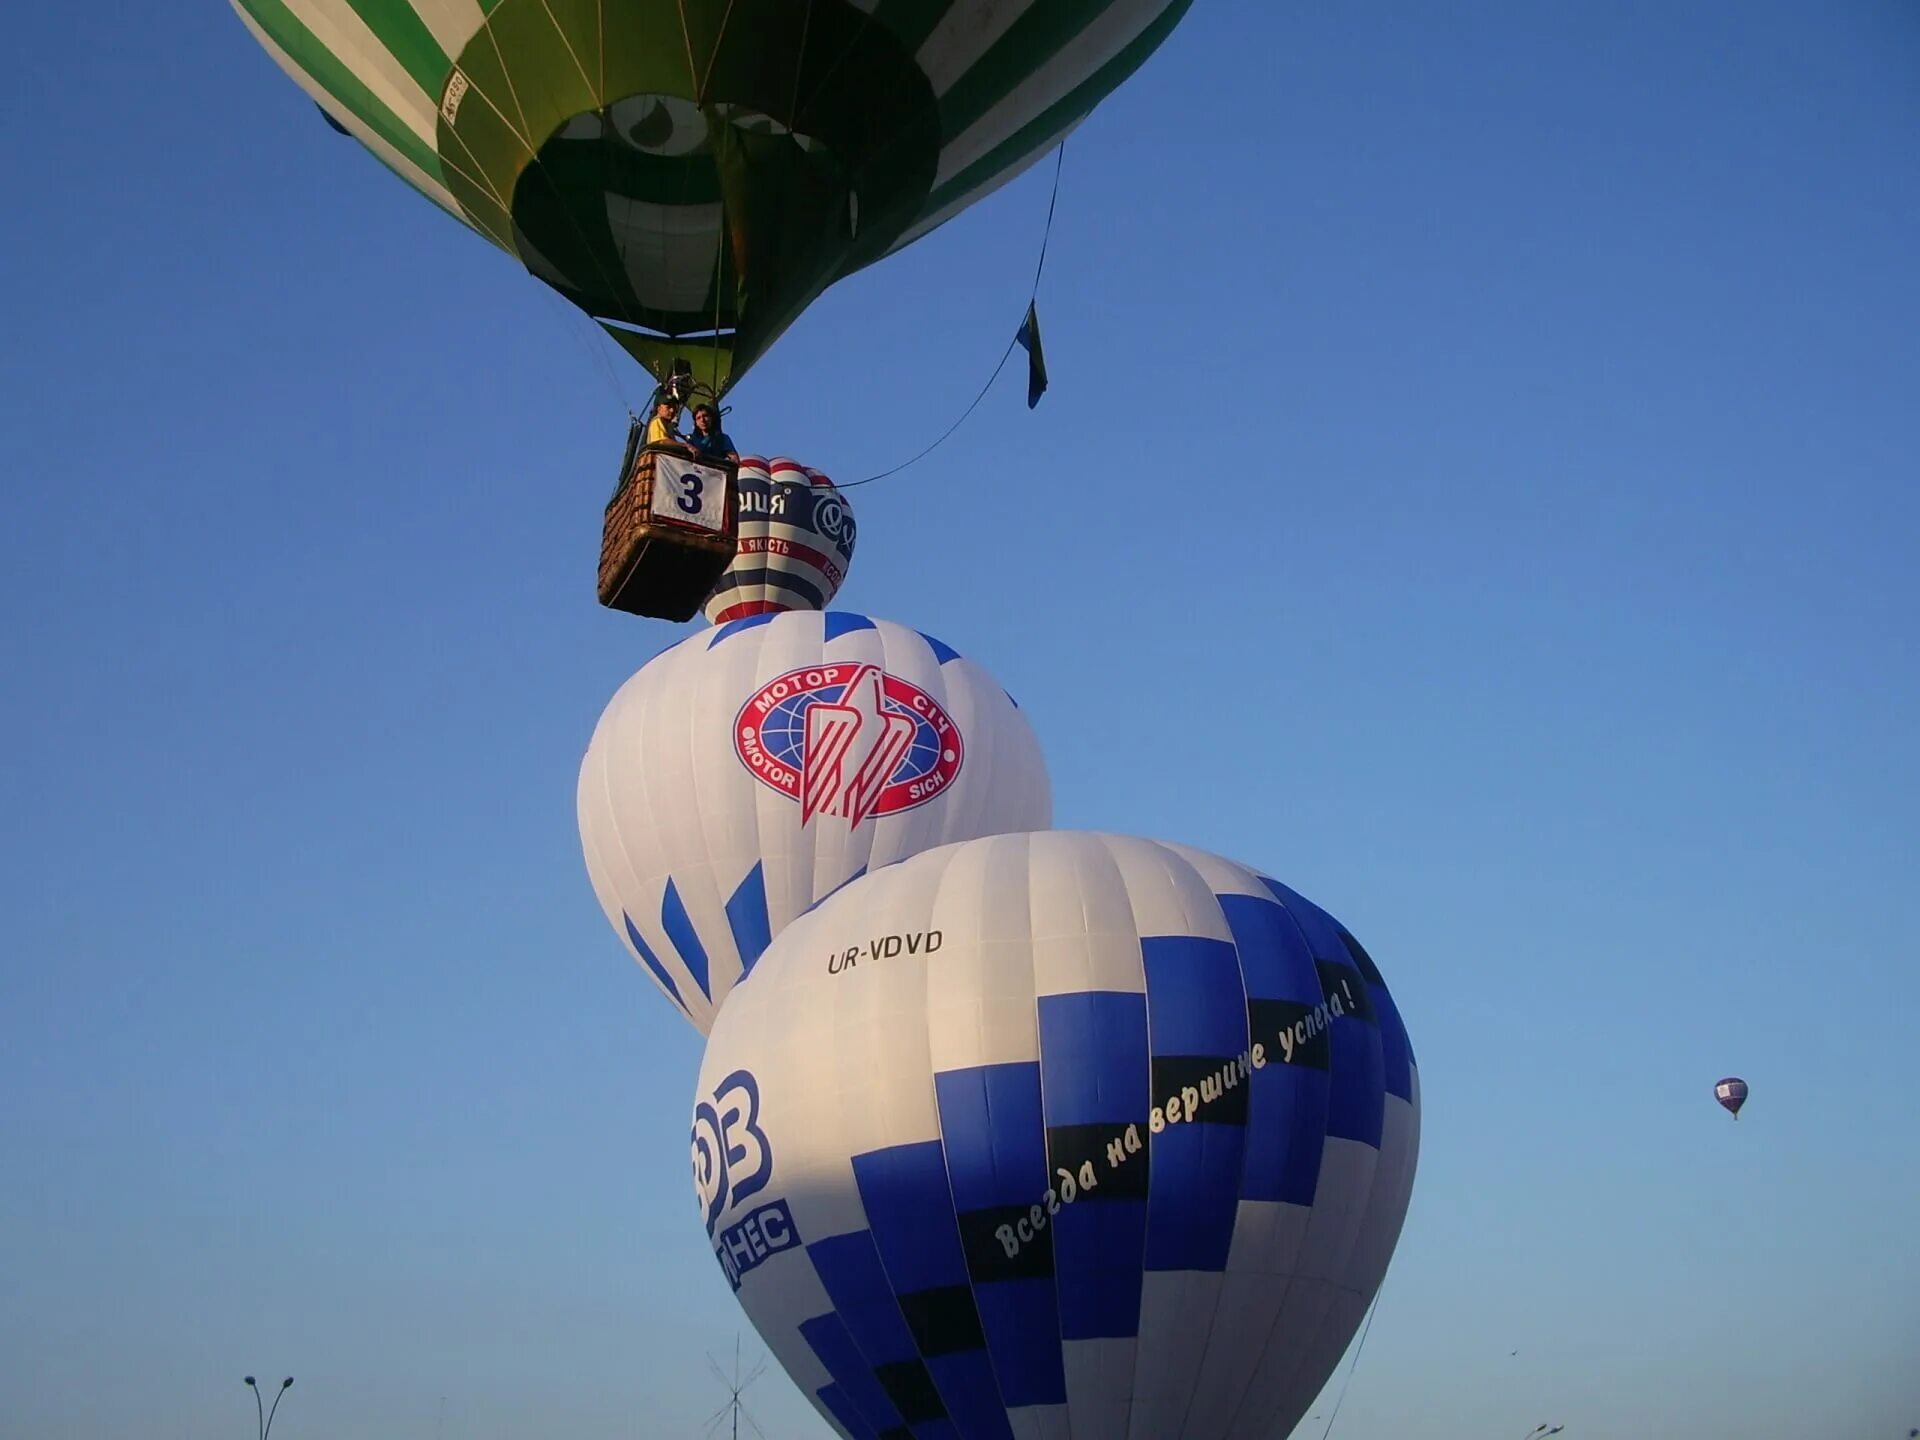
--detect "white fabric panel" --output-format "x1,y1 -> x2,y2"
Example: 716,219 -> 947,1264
1027,830 -> 1143,998
932,0 -> 1182,189
1129,1270 -> 1225,1438
916,0 -> 1045,97
607,198 -> 724,313
231,6 -> 465,221
925,835 -> 1043,1073
1062,1336 -> 1137,1438
279,0 -> 439,139
1180,1200 -> 1313,1438
408,0 -> 487,61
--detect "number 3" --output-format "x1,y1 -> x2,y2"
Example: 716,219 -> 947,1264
676,471 -> 705,513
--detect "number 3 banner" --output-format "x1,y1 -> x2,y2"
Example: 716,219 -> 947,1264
652,454 -> 730,533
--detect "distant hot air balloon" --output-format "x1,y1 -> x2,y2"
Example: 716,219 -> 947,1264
578,611 -> 1050,1034
228,0 -> 1193,398
1714,1076 -> 1749,1119
705,459 -> 856,625
692,831 -> 1420,1440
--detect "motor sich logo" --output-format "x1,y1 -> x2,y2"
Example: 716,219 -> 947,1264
691,1071 -> 801,1291
734,663 -> 963,826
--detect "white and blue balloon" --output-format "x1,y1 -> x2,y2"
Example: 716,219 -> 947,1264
691,832 -> 1420,1440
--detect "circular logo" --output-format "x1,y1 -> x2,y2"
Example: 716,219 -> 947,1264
734,663 -> 963,825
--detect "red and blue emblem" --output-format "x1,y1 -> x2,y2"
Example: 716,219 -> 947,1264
735,664 -> 964,825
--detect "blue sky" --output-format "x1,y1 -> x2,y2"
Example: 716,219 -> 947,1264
3,4 -> 1917,1437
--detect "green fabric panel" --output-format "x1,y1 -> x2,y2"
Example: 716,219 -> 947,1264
235,0 -> 446,187
935,0 -> 1127,145
341,0 -> 450,97
601,323 -> 736,398
918,0 -> 1190,223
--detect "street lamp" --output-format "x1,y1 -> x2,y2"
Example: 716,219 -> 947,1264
1518,1427 -> 1565,1440
243,1375 -> 294,1440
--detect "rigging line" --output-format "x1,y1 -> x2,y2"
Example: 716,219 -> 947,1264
837,141 -> 1066,490
1317,1278 -> 1388,1440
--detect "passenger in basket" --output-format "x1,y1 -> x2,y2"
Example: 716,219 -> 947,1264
644,396 -> 687,449
687,404 -> 739,463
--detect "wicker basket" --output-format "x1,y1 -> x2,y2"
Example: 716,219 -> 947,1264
597,444 -> 739,621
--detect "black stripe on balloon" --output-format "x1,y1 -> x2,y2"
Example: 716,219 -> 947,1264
1336,926 -> 1387,989
956,1205 -> 1055,1282
1248,998 -> 1332,1070
1150,1055 -> 1252,1126
1045,1123 -> 1151,1201
1316,960 -> 1377,1024
894,1285 -> 988,1357
871,1360 -> 947,1425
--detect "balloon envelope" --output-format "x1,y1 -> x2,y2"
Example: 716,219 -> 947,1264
705,459 -> 856,625
579,611 -> 1050,1034
692,831 -> 1419,1440
229,0 -> 1193,392
1714,1076 -> 1748,1117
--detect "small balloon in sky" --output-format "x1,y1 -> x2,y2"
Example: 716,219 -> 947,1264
1714,1076 -> 1749,1119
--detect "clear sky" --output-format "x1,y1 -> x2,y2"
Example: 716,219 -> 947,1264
3,4 -> 1916,1438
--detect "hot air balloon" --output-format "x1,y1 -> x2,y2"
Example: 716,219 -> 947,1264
228,0 -> 1192,399
691,831 -> 1419,1440
579,611 -> 1050,1034
1714,1076 -> 1748,1119
705,459 -> 856,625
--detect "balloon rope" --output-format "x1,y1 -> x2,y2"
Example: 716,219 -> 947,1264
837,141 -> 1067,490
1317,1278 -> 1387,1440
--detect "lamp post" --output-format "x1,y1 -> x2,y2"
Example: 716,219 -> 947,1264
243,1375 -> 294,1440
1517,1426 -> 1565,1440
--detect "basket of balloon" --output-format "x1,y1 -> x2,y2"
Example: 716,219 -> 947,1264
598,435 -> 739,622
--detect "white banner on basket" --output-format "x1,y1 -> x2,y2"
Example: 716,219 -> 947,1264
651,454 -> 729,532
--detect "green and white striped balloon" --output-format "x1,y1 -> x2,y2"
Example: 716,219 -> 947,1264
231,0 -> 1191,393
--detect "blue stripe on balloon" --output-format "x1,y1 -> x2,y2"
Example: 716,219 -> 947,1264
815,1383 -> 878,1440
916,630 -> 963,665
659,879 -> 711,1000
1242,1064 -> 1329,1206
620,911 -> 687,1015
1226,893 -> 1331,1205
708,611 -> 779,648
1036,992 -> 1148,1127
923,1352 -> 1014,1440
1220,894 -> 1322,1003
1143,1122 -> 1243,1272
1325,1006 -> 1386,1148
1259,878 -> 1350,964
1037,991 -> 1149,1340
1052,1198 -> 1147,1340
806,1231 -> 921,1365
1142,935 -> 1249,1273
934,1064 -> 1047,1211
726,863 -> 772,977
825,612 -> 878,642
973,1282 -> 1066,1407
853,1143 -> 970,1295
932,1064 -> 1066,1411
1142,936 -> 1247,1053
1372,985 -> 1414,1101
799,1311 -> 908,1435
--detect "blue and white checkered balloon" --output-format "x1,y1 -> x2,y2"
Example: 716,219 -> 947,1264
691,831 -> 1420,1440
